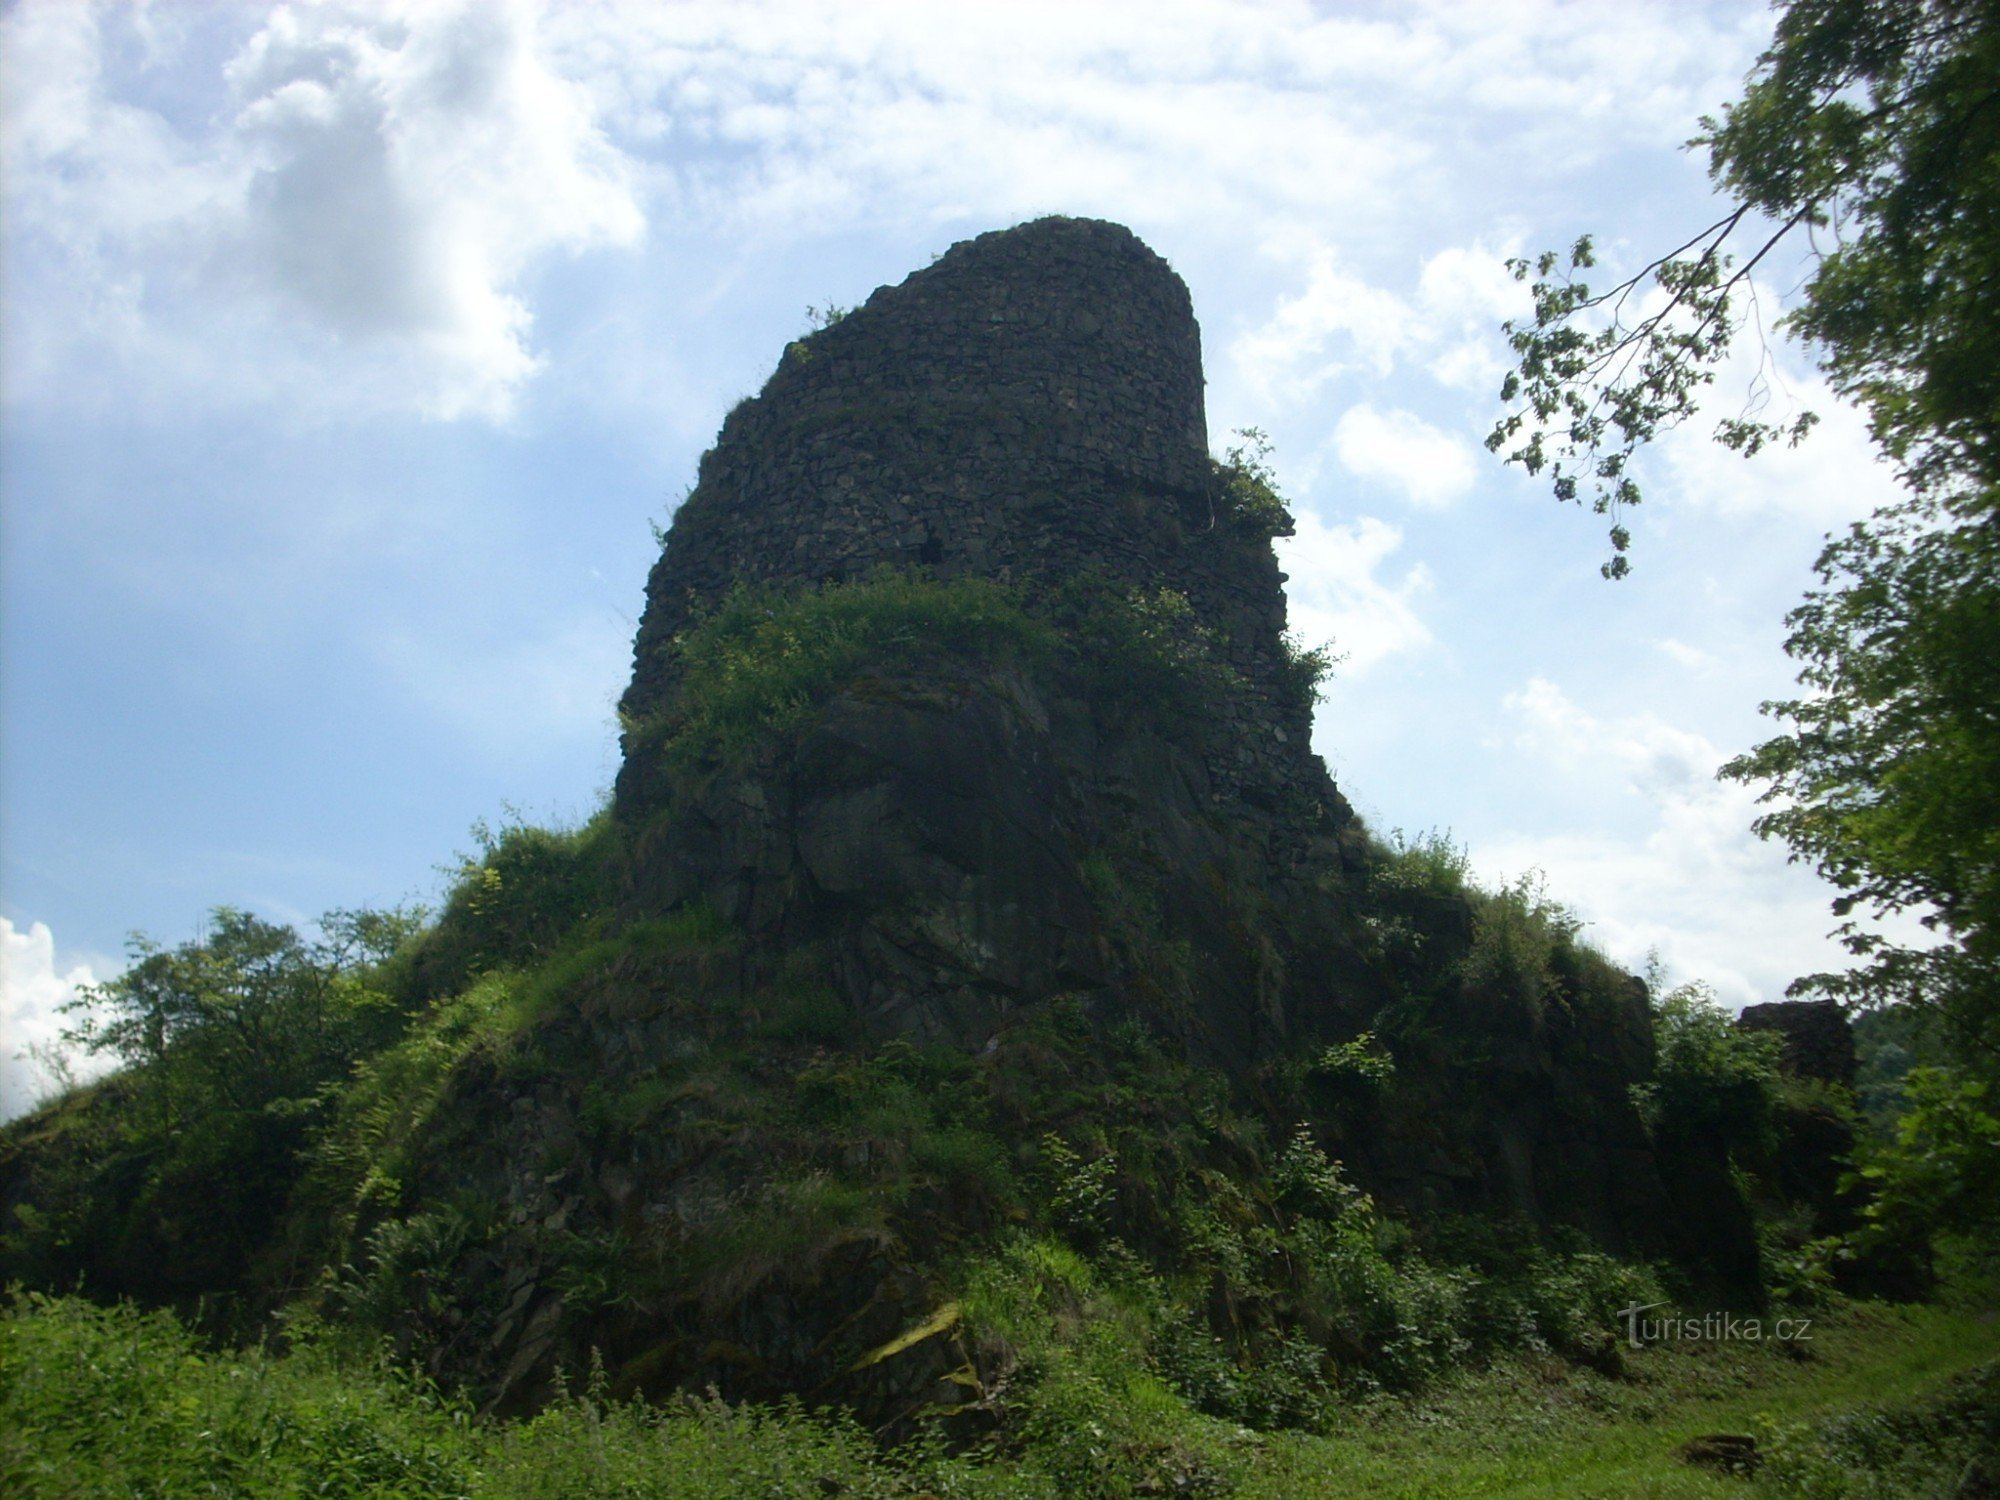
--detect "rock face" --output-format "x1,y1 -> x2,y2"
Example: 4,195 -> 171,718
1738,1000 -> 1858,1088
614,216 -> 1375,1074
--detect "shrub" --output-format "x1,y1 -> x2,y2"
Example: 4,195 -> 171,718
1213,427 -> 1295,537
409,812 -> 619,1000
1045,573 -> 1245,721
1460,871 -> 1584,1018
1634,981 -> 1784,1147
1369,828 -> 1473,901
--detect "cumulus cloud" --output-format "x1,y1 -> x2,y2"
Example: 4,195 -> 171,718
1231,243 -> 1415,405
1415,240 -> 1529,392
4,0 -> 643,421
1332,404 -> 1479,509
1658,373 -> 1904,529
1,917 -> 112,1123
1473,677 -> 1909,1008
1655,637 -> 1717,670
3,0 -> 1774,421
1231,235 -> 1531,409
1276,509 -> 1434,678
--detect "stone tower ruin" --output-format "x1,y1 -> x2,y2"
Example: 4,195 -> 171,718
616,216 -> 1347,846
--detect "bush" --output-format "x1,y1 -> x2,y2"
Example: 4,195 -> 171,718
3,906 -> 421,1308
1044,573 -> 1246,722
1213,427 -> 1295,537
1633,981 -> 1784,1148
1460,871 -> 1584,1019
0,1291 -> 476,1498
408,812 -> 619,1001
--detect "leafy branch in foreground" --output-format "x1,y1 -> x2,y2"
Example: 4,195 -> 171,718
1487,214 -> 1816,578
1489,0 -> 1997,576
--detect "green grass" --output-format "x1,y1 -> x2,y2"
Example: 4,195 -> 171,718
1238,1295 -> 2000,1499
4,1286 -> 1995,1497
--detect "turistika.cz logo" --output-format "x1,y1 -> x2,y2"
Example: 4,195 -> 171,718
1616,1302 -> 1813,1349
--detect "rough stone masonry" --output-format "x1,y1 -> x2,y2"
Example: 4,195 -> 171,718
616,215 -> 1349,849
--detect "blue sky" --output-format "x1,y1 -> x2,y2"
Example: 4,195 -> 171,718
0,0 -> 1912,1117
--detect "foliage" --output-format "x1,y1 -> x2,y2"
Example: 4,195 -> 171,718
1707,0 -> 2000,503
1,1290 -> 479,1499
1718,509 -> 2000,1062
1489,0 -> 1999,573
0,1289 -> 1032,1500
305,968 -> 534,1218
407,811 -> 620,1002
1755,1360 -> 2000,1500
1460,871 -> 1586,1019
639,567 -> 1278,777
1044,573 -> 1249,721
1488,4 -> 2000,1235
12,1285 -> 2000,1500
1213,426 -> 1297,537
1309,1032 -> 1396,1091
61,906 -> 416,1108
1369,828 -> 1473,901
1632,982 -> 1785,1148
648,570 -> 1059,764
1036,1132 -> 1116,1245
1853,1001 -> 1953,1134
1852,1066 -> 2000,1252
2,906 -> 419,1306
1277,630 -> 1339,711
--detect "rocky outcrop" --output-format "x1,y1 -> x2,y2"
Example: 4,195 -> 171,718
609,214 -> 1678,1234
1739,1000 -> 1858,1088
413,216 -> 1709,1410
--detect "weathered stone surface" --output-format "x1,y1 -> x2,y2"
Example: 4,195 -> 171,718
608,214 -> 1681,1234
616,216 -> 1336,853
1739,999 -> 1858,1088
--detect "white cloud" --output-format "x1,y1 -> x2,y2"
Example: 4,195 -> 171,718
1232,235 -> 1531,410
1658,372 -> 1904,528
1276,509 -> 1434,678
4,0 -> 643,421
1332,403 -> 1479,509
1415,240 -> 1528,392
1655,637 -> 1716,670
1416,241 -> 1525,326
1231,241 -> 1415,405
3,0 -> 1776,422
1,917 -> 113,1123
1474,676 -> 1912,1008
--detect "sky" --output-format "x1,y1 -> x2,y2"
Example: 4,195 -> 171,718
0,0 -> 1913,1119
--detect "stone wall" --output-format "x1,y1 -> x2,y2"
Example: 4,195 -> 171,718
1738,999 -> 1858,1088
615,216 -> 1345,842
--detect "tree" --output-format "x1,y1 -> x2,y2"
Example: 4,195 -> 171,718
1488,0 -> 2000,1082
1490,0 -> 1996,573
62,907 -> 418,1125
9,907 -> 422,1304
